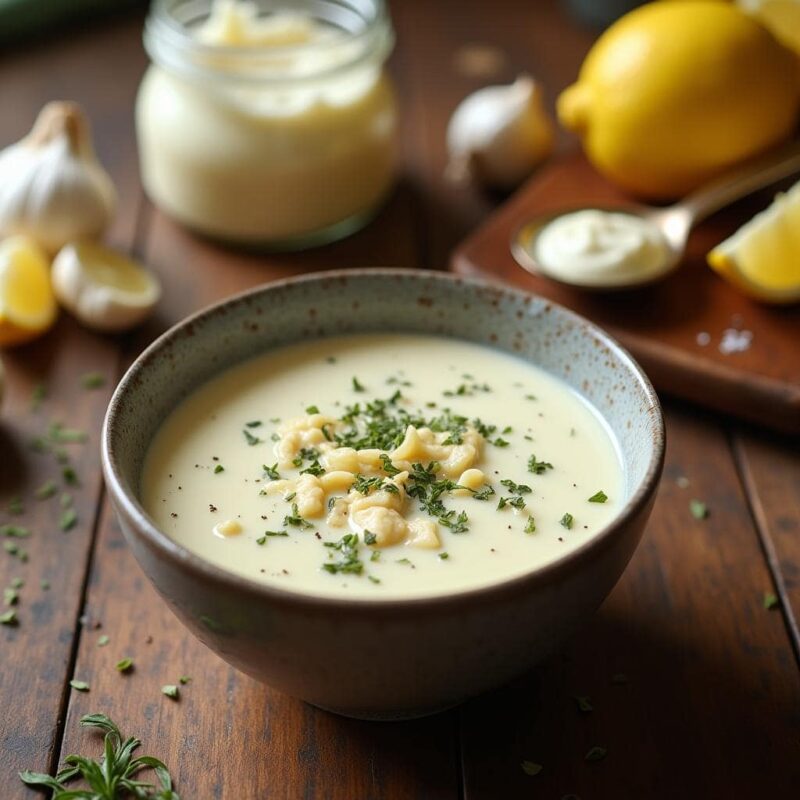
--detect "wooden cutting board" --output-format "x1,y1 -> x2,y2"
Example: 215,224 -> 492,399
452,151 -> 800,434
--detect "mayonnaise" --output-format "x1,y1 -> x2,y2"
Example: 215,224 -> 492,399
136,0 -> 397,247
533,209 -> 669,286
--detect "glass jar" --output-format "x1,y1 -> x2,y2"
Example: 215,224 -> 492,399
136,0 -> 398,249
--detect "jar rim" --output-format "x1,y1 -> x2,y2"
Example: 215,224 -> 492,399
144,0 -> 394,86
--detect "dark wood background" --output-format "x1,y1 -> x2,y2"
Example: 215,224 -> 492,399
1,2 -> 798,797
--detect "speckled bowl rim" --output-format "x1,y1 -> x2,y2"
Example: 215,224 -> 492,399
102,268 -> 665,613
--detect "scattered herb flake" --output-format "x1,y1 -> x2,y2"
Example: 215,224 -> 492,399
305,405 -> 320,415
524,518 -> 536,534
352,376 -> 366,392
161,684 -> 179,700
283,503 -> 312,529
1,609 -> 18,625
473,484 -> 495,501
263,463 -> 280,480
368,576 -> 381,584
520,761 -> 543,777
81,372 -> 106,390
588,490 -> 608,503
245,420 -> 263,428
7,497 -> 23,515
493,437 -> 510,448
243,429 -> 262,446
35,480 -> 58,500
528,454 -> 554,475
585,746 -> 607,762
62,465 -> 79,486
396,558 -> 414,567
213,464 -> 225,474
30,383 -> 46,411
115,658 -> 134,673
48,423 -> 87,444
40,579 -> 50,591
763,592 -> 780,610
690,499 -> 708,520
59,508 -> 78,532
69,680 -> 90,692
97,635 -> 110,647
560,513 -> 574,530
364,531 -> 377,545
3,587 -> 19,606
179,675 -> 191,685
574,695 -> 593,713
10,577 -> 24,589
438,552 -> 449,560
1,525 -> 30,538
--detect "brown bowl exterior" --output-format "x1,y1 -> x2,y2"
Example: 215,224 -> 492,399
103,269 -> 664,719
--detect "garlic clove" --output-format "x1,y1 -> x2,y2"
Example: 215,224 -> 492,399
446,74 -> 555,189
0,102 -> 117,254
51,241 -> 161,333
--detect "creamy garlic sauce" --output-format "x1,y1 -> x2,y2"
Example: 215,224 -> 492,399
142,334 -> 625,599
534,209 -> 669,286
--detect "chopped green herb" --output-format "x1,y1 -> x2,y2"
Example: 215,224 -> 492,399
690,499 -> 708,520
161,684 -> 179,700
19,713 -> 178,797
574,695 -> 593,713
524,517 -> 536,534
283,503 -> 312,529
97,635 -> 110,647
7,497 -> 23,515
364,531 -> 377,545
322,533 -> 364,575
179,675 -> 191,685
30,383 -> 46,411
560,513 -> 574,530
305,405 -> 320,414
1,609 -> 18,625
35,480 -> 58,500
69,680 -> 90,692
326,356 -> 337,364
245,420 -> 262,428
285,492 -> 296,502
493,438 -> 510,448
396,558 -> 414,567
213,464 -> 225,474
3,541 -> 18,555
524,394 -> 537,401
300,459 -> 325,477
10,577 -> 24,589
500,479 -> 531,495
81,372 -> 106,390
352,376 -> 366,392
379,454 -> 399,476
528,454 -> 554,475
497,497 -> 507,510
40,579 -> 50,591
585,746 -> 607,762
60,492 -> 72,508
1,524 -> 30,538
48,422 -> 87,444
60,508 -> 78,532
438,552 -> 449,560
370,550 -> 380,562
115,658 -> 134,673
4,587 -> 19,606
763,592 -> 780,610
520,761 -> 542,776
588,490 -> 608,503
472,484 -> 495,501
611,672 -> 629,685
62,465 -> 79,486
263,463 -> 280,480
368,576 -> 381,584
243,429 -> 262,446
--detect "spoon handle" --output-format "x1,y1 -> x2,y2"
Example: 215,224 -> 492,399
680,139 -> 800,226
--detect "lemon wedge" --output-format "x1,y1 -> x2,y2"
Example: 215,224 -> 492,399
707,179 -> 800,304
0,235 -> 58,347
52,241 -> 161,332
738,0 -> 800,56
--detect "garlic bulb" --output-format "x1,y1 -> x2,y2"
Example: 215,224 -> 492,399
446,75 -> 555,189
52,241 -> 160,333
0,102 -> 117,253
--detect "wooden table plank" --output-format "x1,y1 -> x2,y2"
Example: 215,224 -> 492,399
734,431 -> 800,655
0,14 -> 147,789
460,406 -> 800,798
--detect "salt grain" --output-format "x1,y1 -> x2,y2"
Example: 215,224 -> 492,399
719,328 -> 753,355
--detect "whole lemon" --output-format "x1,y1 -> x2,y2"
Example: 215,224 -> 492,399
558,1 -> 800,199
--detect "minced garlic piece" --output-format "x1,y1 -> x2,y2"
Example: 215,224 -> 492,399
213,519 -> 242,538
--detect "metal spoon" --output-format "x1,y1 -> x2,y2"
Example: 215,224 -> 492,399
511,140 -> 800,290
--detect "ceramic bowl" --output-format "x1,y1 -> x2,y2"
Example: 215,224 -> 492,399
102,268 -> 664,719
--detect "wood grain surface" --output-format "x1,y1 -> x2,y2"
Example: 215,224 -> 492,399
1,2 -> 798,798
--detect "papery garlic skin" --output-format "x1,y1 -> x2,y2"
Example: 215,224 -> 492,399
51,241 -> 160,333
446,75 -> 554,189
0,102 -> 117,253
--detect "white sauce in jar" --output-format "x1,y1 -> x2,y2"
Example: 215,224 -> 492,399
534,209 -> 669,286
142,334 -> 625,600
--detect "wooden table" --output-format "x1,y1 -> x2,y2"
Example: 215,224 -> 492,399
2,2 -> 799,797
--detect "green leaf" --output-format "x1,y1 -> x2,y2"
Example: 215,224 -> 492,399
162,684 -> 179,700
179,675 -> 191,685
763,592 -> 780,610
214,464 -> 224,474
520,760 -> 543,776
527,454 -> 553,475
305,405 -> 320,414
69,680 -> 90,692
115,658 -> 134,673
0,609 -> 18,625
97,634 -> 110,647
524,517 -> 536,534
243,429 -> 262,446
588,490 -> 608,503
560,512 -> 574,530
60,508 -> 78,532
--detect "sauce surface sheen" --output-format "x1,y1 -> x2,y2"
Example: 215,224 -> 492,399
142,334 -> 625,599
